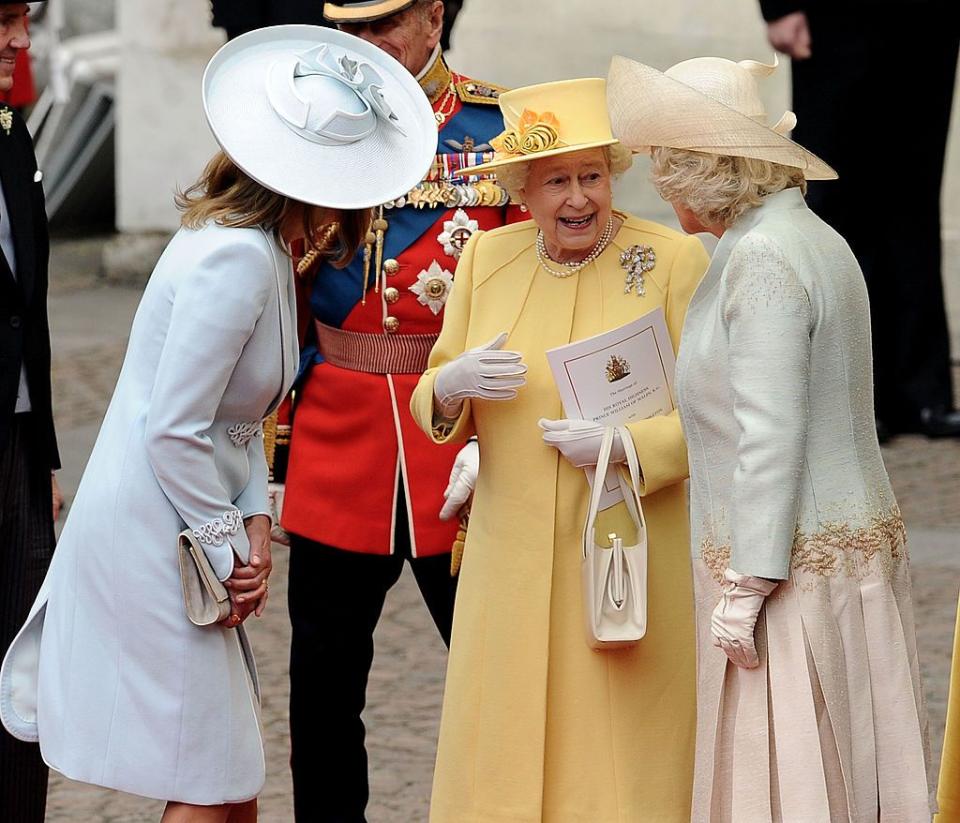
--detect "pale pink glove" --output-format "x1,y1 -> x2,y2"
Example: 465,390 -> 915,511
440,440 -> 478,521
711,567 -> 779,669
538,419 -> 626,468
433,333 -> 527,418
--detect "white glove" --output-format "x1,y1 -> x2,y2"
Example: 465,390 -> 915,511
711,567 -> 778,669
267,482 -> 290,547
434,333 -> 527,418
439,440 -> 479,521
538,418 -> 626,468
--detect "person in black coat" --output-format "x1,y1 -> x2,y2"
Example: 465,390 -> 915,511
209,0 -> 331,39
0,3 -> 60,821
760,0 -> 960,439
209,0 -> 465,48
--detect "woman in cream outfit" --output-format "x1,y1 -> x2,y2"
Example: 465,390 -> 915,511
608,56 -> 931,821
0,26 -> 437,822
411,78 -> 709,822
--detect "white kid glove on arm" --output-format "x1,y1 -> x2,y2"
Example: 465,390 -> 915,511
538,419 -> 626,468
433,332 -> 527,419
439,440 -> 479,521
711,567 -> 779,669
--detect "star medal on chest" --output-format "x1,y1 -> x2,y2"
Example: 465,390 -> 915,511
410,260 -> 454,315
620,244 -> 656,297
0,107 -> 12,136
437,208 -> 479,260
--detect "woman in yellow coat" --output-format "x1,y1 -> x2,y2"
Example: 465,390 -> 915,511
938,593 -> 960,822
410,79 -> 710,822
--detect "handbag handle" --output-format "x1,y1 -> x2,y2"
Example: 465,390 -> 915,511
581,426 -> 646,559
614,425 -> 645,534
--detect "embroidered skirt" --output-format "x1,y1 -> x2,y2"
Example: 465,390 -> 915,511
691,521 -> 933,822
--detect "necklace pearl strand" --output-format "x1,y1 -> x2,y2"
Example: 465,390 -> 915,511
535,217 -> 615,278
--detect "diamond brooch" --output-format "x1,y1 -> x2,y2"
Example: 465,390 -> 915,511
620,244 -> 656,297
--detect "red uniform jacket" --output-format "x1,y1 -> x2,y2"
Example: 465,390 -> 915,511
282,53 -> 518,557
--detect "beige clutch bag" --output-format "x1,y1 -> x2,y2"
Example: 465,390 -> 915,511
178,529 -> 232,627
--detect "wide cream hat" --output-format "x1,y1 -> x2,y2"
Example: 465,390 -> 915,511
607,55 -> 837,180
202,25 -> 438,209
464,78 -> 619,176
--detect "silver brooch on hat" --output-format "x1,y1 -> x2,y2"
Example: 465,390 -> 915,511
620,244 -> 656,297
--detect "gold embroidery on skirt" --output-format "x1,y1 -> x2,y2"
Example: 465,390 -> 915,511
699,505 -> 906,583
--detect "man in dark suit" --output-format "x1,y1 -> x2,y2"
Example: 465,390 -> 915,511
760,0 -> 960,439
0,4 -> 60,820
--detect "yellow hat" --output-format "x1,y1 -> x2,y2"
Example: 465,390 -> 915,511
464,78 -> 619,176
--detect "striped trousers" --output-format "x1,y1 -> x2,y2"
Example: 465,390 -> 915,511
0,414 -> 55,822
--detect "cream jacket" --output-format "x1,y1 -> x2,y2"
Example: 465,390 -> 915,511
676,187 -> 898,580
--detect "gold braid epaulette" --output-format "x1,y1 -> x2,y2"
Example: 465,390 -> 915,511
456,78 -> 508,105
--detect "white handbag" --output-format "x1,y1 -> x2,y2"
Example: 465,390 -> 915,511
178,528 -> 232,627
581,426 -> 648,650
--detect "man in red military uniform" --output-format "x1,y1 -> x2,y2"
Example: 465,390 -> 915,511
280,1 -> 515,819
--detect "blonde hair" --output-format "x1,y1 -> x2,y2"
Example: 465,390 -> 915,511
649,147 -> 806,229
495,143 -> 633,202
176,151 -> 372,270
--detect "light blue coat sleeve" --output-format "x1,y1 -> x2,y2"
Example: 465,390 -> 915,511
143,234 -> 273,581
234,434 -> 271,522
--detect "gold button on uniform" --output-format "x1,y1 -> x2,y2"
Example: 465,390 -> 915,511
384,316 -> 401,333
383,259 -> 400,276
384,286 -> 400,304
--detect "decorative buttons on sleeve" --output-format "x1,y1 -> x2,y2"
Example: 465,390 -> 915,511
227,421 -> 263,448
193,509 -> 244,546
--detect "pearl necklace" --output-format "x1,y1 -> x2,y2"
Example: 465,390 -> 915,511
535,217 -> 615,278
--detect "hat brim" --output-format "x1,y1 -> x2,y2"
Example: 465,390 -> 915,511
202,25 -> 438,210
323,0 -> 416,23
607,55 -> 837,181
463,138 -> 620,177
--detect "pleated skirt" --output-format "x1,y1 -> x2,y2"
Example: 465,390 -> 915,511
691,551 -> 933,823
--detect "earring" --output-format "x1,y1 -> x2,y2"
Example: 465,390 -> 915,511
520,204 -> 528,213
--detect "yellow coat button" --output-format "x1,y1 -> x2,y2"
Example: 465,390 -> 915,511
384,287 -> 400,304
384,316 -> 401,333
383,259 -> 400,275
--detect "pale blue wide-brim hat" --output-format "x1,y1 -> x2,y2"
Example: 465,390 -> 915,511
203,25 -> 438,209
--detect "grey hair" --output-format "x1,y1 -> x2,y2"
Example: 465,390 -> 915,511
649,147 -> 807,229
495,143 -> 634,203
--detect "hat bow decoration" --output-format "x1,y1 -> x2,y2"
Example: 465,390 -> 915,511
267,43 -> 405,146
490,109 -> 563,157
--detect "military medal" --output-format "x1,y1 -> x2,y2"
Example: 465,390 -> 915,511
410,261 -> 454,314
437,209 -> 479,260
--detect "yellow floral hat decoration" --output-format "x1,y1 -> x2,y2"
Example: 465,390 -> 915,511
465,78 -> 619,176
490,109 -> 563,156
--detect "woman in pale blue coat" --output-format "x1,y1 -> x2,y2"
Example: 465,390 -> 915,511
610,56 -> 931,822
0,26 -> 438,823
